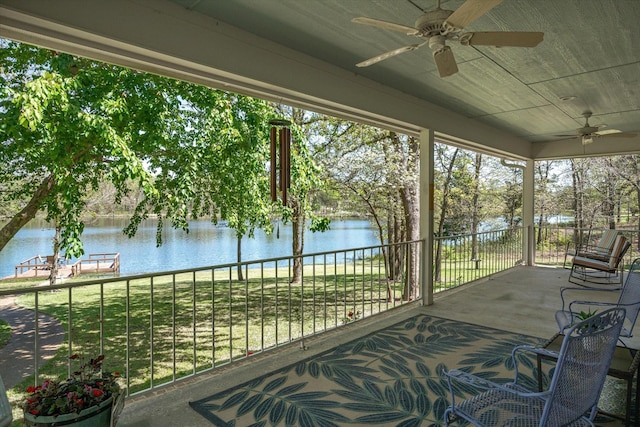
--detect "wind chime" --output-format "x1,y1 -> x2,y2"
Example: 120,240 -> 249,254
269,119 -> 292,206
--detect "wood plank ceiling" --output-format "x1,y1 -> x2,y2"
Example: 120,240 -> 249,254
1,0 -> 639,159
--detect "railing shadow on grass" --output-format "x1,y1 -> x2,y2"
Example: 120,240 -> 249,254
0,240 -> 422,403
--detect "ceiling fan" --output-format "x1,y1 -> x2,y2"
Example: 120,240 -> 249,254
556,111 -> 638,145
351,0 -> 544,78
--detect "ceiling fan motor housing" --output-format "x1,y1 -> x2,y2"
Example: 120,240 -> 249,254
414,9 -> 454,37
579,111 -> 598,135
579,126 -> 599,136
428,35 -> 447,53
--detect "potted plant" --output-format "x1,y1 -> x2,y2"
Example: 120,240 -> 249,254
575,308 -> 598,323
21,354 -> 124,427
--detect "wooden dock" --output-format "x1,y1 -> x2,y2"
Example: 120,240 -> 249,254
11,253 -> 120,280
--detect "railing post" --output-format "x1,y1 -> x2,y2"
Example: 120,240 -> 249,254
526,224 -> 535,266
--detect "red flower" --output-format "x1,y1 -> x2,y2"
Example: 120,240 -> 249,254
348,312 -> 354,318
20,355 -> 124,419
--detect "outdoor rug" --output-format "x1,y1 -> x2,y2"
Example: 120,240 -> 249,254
189,314 -> 625,426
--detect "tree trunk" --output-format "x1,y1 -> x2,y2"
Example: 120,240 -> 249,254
570,159 -> 589,245
291,197 -> 305,284
389,201 -> 404,281
49,224 -> 61,286
236,236 -> 244,281
0,175 -> 55,253
397,136 -> 419,300
359,193 -> 392,300
434,148 -> 459,283
535,162 -> 551,245
387,206 -> 396,281
605,170 -> 616,229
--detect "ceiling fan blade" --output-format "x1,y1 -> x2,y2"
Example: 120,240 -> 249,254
444,0 -> 503,31
462,31 -> 544,47
433,46 -> 458,78
596,130 -> 638,138
356,43 -> 424,67
351,17 -> 418,35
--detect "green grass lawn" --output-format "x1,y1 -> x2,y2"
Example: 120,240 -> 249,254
2,249 -> 520,425
2,253 -> 521,394
10,262 -> 403,395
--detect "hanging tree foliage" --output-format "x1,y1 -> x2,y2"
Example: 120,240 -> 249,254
0,39 -> 277,263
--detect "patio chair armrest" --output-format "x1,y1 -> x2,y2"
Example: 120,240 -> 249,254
512,345 -> 558,360
445,369 -> 549,400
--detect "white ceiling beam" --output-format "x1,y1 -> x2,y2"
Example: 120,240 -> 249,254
532,136 -> 640,160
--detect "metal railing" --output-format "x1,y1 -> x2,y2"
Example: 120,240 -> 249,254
71,252 -> 120,276
534,225 -> 639,268
0,240 -> 422,399
14,255 -> 64,277
433,227 -> 524,292
14,253 -> 120,278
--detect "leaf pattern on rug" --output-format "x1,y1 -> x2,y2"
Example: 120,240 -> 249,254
189,314 -> 623,426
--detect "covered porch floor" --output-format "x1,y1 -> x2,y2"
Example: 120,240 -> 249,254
118,265 -> 636,426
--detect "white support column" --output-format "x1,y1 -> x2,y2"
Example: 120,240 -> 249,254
419,129 -> 434,305
523,158 -> 535,265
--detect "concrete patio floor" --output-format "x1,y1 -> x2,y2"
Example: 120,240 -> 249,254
117,265 -> 635,426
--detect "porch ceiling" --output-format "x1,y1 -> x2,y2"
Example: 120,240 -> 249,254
1,0 -> 639,159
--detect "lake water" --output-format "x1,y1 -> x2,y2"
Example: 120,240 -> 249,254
0,218 -> 379,279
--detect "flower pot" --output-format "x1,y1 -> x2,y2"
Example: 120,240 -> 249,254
24,395 -> 113,427
0,375 -> 12,427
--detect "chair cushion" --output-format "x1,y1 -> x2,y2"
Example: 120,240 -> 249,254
573,255 -> 614,271
576,230 -> 620,259
608,235 -> 628,268
597,230 -> 620,253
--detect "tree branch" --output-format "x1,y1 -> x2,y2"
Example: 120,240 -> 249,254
0,174 -> 55,253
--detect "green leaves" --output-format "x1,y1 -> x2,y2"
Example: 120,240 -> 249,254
1,39 -> 279,255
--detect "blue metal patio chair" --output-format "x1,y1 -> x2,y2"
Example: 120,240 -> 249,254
557,257 -> 640,344
443,307 -> 626,427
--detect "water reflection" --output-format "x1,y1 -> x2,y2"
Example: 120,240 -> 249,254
0,218 -> 378,278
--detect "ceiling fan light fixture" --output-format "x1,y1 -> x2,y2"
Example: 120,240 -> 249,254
582,134 -> 594,145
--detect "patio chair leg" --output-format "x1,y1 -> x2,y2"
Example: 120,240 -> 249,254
636,365 -> 639,426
